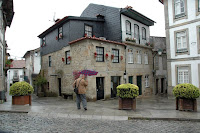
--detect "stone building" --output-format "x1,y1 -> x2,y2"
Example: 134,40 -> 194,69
0,0 -> 14,102
23,48 -> 41,93
151,36 -> 167,95
38,4 -> 155,100
160,0 -> 200,96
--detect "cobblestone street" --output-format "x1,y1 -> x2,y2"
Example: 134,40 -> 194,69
0,113 -> 200,133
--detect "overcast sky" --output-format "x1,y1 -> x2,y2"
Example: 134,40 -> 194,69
5,0 -> 165,59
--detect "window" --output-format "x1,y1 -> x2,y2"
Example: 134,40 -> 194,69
96,47 -> 104,62
155,56 -> 159,70
58,26 -> 63,39
176,31 -> 187,52
142,27 -> 146,40
112,49 -> 119,63
144,52 -> 148,65
65,51 -> 70,64
126,20 -> 131,35
42,37 -> 46,47
129,76 -> 133,84
134,24 -> 140,44
49,56 -> 51,67
174,0 -> 185,18
198,26 -> 200,54
128,48 -> 133,63
177,67 -> 189,84
145,75 -> 149,87
14,70 -> 18,77
199,0 -> 200,12
85,25 -> 92,37
137,50 -> 142,64
0,46 -> 2,76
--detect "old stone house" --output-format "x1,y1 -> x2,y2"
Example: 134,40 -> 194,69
160,0 -> 200,96
38,4 -> 156,100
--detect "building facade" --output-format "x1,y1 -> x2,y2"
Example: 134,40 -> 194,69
38,4 -> 155,100
7,60 -> 25,89
23,48 -> 41,86
160,0 -> 200,96
0,0 -> 14,91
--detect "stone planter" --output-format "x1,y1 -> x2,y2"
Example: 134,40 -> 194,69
176,98 -> 197,112
12,95 -> 31,105
119,97 -> 136,110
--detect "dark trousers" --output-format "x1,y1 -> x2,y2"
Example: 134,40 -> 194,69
76,94 -> 87,109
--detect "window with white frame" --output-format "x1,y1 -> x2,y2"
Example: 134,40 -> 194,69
112,49 -> 119,63
174,0 -> 185,18
85,25 -> 92,37
65,51 -> 70,64
128,48 -> 133,63
142,27 -> 146,40
126,20 -> 131,35
145,75 -> 149,87
58,26 -> 63,39
198,0 -> 200,12
137,50 -> 142,64
14,70 -> 18,78
176,31 -> 187,52
144,52 -> 148,64
96,47 -> 104,62
178,67 -> 189,84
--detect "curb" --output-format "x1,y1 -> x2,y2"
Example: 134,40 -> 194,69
0,110 -> 28,113
128,117 -> 200,122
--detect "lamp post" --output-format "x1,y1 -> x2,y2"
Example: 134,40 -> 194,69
153,49 -> 162,95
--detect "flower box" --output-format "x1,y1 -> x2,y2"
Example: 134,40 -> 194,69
119,97 -> 136,110
176,98 -> 197,112
12,95 -> 31,105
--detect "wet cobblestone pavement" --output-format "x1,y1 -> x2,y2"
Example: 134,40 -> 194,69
0,113 -> 200,133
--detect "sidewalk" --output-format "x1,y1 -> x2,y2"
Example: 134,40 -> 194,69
1,94 -> 200,121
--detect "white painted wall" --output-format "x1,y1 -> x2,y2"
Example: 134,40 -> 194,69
168,0 -> 200,26
121,14 -> 150,44
171,60 -> 200,88
33,51 -> 41,74
7,69 -> 24,89
169,21 -> 200,59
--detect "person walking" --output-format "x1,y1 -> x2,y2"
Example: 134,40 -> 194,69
73,75 -> 88,110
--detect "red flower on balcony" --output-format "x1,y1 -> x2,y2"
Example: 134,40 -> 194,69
68,56 -> 71,61
62,58 -> 65,62
111,54 -> 114,59
121,56 -> 123,60
105,53 -> 109,58
94,52 -> 97,57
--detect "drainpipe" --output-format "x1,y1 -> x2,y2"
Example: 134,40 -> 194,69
124,45 -> 127,83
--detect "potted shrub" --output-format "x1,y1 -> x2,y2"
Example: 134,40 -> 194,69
9,81 -> 34,105
173,83 -> 200,112
117,83 -> 139,110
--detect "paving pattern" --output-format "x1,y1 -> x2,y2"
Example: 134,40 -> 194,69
0,113 -> 200,133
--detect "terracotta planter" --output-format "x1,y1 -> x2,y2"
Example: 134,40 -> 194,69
176,98 -> 197,112
12,95 -> 31,105
119,97 -> 136,110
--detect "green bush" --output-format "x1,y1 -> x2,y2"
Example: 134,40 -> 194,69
117,83 -> 139,98
9,81 -> 34,96
173,83 -> 200,99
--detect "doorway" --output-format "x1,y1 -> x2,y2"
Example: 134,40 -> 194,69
58,78 -> 61,96
111,76 -> 120,98
161,78 -> 164,93
137,76 -> 142,95
156,79 -> 159,95
96,77 -> 104,100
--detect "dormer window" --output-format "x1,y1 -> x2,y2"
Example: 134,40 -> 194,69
126,20 -> 131,35
85,25 -> 92,37
58,27 -> 63,39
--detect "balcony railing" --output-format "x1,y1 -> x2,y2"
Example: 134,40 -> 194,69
122,31 -> 153,46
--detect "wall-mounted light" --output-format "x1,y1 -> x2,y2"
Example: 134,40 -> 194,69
35,52 -> 38,57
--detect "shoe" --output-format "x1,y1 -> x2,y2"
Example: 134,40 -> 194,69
84,108 -> 87,110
